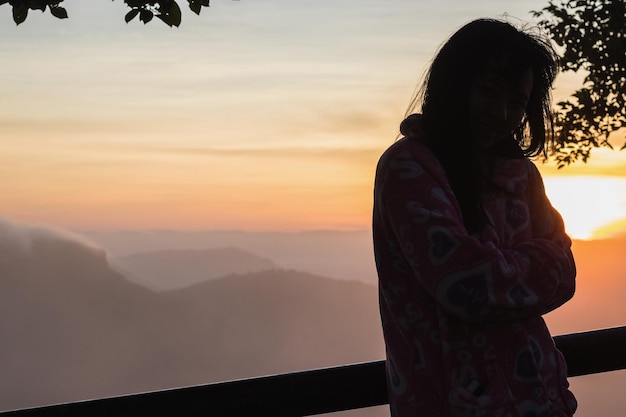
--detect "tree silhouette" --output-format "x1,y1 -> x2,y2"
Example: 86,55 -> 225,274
1,0 -> 211,26
532,0 -> 626,167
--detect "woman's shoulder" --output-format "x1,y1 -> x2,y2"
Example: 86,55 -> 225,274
378,113 -> 434,164
375,137 -> 445,185
503,157 -> 543,181
378,137 -> 436,168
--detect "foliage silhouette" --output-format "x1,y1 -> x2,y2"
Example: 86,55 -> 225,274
1,0 -> 211,27
532,0 -> 626,167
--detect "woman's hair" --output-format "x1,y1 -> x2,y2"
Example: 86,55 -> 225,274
400,18 -> 559,232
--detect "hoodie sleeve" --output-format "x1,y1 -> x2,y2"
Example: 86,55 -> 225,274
373,141 -> 576,323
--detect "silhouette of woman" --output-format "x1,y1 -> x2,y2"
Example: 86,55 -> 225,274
373,19 -> 577,417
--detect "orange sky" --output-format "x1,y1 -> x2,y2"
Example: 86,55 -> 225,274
1,0 -> 625,239
1,6 -> 625,416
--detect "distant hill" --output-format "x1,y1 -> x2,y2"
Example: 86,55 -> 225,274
4,223 -> 626,417
0,234 -> 162,410
112,247 -> 278,290
80,229 -> 379,285
0,230 -> 384,412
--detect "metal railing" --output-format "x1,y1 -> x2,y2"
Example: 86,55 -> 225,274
3,326 -> 626,417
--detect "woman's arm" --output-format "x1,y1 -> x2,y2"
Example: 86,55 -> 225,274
374,143 -> 575,323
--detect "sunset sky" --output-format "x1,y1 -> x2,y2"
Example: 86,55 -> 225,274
1,0 -> 625,239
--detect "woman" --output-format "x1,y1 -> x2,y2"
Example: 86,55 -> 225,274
373,19 -> 577,417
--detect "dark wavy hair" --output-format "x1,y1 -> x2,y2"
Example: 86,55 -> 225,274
400,18 -> 559,232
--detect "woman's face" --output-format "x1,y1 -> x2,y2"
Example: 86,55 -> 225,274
468,65 -> 534,149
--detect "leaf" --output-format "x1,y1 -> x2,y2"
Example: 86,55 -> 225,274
158,0 -> 181,26
12,3 -> 28,25
28,0 -> 46,12
189,1 -> 201,15
169,0 -> 182,26
139,8 -> 153,23
156,14 -> 173,26
125,8 -> 140,22
49,6 -> 68,19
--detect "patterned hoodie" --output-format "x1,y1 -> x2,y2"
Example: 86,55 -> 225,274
373,136 -> 577,417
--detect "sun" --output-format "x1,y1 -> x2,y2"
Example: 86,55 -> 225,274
542,176 -> 626,240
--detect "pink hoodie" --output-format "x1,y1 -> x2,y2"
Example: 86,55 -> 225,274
373,136 -> 577,417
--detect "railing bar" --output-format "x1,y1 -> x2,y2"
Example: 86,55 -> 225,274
555,326 -> 626,377
2,326 -> 626,417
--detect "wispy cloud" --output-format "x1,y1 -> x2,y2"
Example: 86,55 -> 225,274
0,217 -> 101,255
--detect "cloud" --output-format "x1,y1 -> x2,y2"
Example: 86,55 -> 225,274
0,217 -> 102,256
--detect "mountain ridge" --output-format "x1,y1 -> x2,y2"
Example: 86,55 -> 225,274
2,223 -> 626,416
0,231 -> 384,412
112,246 -> 278,290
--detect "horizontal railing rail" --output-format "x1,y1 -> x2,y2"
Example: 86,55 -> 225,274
3,326 -> 626,417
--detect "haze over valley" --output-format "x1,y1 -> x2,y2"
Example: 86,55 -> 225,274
1,219 -> 625,416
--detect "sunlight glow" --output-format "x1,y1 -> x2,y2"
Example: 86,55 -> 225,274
543,176 -> 626,240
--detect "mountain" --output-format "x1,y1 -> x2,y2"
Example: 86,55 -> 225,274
0,229 -> 384,413
3,223 -> 626,417
165,269 -> 383,381
112,247 -> 278,290
80,229 -> 379,285
0,233 -> 163,410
